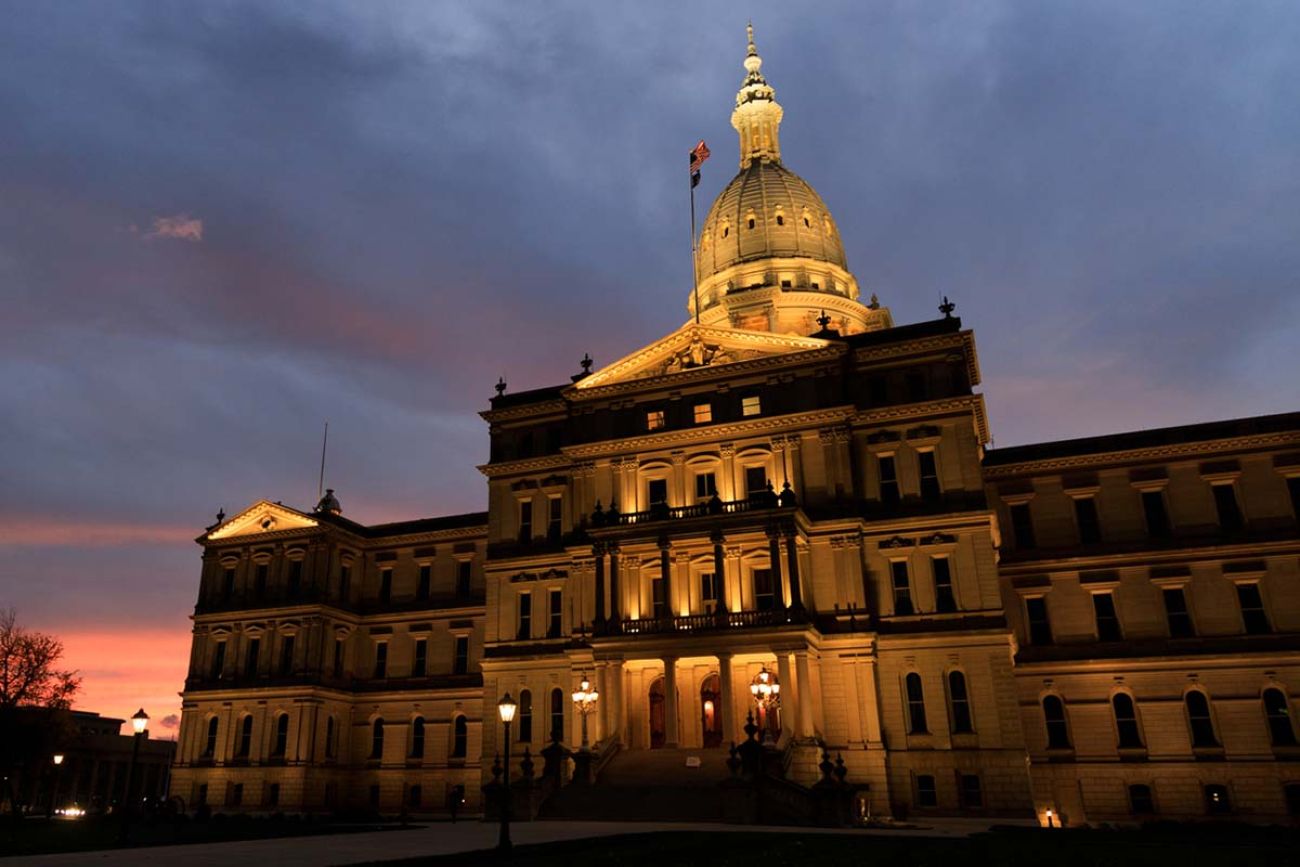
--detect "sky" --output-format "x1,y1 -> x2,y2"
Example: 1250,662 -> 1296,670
2,1 -> 1298,734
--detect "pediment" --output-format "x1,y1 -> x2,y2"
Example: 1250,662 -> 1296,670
206,500 -> 319,541
573,325 -> 833,392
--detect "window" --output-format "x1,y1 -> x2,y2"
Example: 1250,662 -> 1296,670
325,716 -> 336,758
948,671 -> 973,734
519,690 -> 533,742
1204,784 -> 1231,815
1286,783 -> 1300,816
369,784 -> 380,807
651,576 -> 667,618
959,775 -> 983,809
1212,483 -> 1244,532
412,638 -> 427,677
254,563 -> 268,597
1163,587 -> 1195,637
203,717 -> 219,757
211,642 -> 226,679
646,410 -> 666,431
1093,592 -> 1122,641
230,783 -> 243,807
747,216 -> 755,229
454,635 -> 470,674
417,564 -> 431,600
547,497 -> 563,542
373,642 -> 388,678
1025,597 -> 1053,645
267,783 -> 280,808
456,560 -> 472,597
916,775 -> 937,808
744,466 -> 767,497
272,713 -> 289,757
890,561 -> 914,616
1043,695 -> 1071,749
237,715 -> 253,758
695,472 -> 718,500
905,672 -> 928,734
918,451 -> 941,502
548,589 -> 563,638
1113,694 -> 1143,749
197,783 -> 208,806
701,572 -> 718,611
245,637 -> 260,677
1288,477 -> 1300,519
279,635 -> 295,676
287,560 -> 302,596
1142,490 -> 1171,538
1185,691 -> 1219,748
877,456 -> 900,505
339,564 -> 351,599
693,403 -> 712,424
518,501 -> 533,542
1009,502 -> 1036,549
932,558 -> 956,613
776,214 -> 785,226
1263,689 -> 1296,746
408,784 -> 422,809
451,716 -> 468,758
1237,583 -> 1271,634
518,593 -> 532,640
411,717 -> 426,758
647,478 -> 669,510
753,568 -> 776,612
1129,784 -> 1154,815
741,395 -> 762,417
550,688 -> 565,742
370,719 -> 385,759
333,638 -> 345,678
1073,497 -> 1102,545
222,567 -> 235,599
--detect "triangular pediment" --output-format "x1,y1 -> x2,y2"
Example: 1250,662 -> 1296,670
573,325 -> 833,392
206,500 -> 319,541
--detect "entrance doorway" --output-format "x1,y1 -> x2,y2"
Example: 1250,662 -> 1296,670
700,673 -> 722,748
649,676 -> 666,749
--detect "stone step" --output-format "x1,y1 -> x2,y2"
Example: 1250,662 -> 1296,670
596,747 -> 733,788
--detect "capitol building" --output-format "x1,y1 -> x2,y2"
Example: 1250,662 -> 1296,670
170,30 -> 1300,825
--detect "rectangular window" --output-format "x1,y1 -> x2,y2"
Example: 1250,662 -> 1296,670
453,635 -> 470,674
693,403 -> 713,424
1025,596 -> 1052,645
548,589 -> 563,638
890,561 -> 914,616
753,568 -> 776,612
695,472 -> 718,500
651,576 -> 667,618
412,638 -> 427,676
1288,477 -> 1300,520
744,466 -> 768,497
1163,587 -> 1194,637
379,567 -> 393,604
456,560 -> 472,597
648,478 -> 669,507
373,642 -> 388,678
741,395 -> 762,416
1129,784 -> 1155,815
959,774 -> 983,809
878,456 -> 900,505
279,634 -> 295,676
701,572 -> 718,611
267,783 -> 280,808
1010,502 -> 1036,549
547,497 -> 563,541
222,567 -> 235,600
1142,490 -> 1171,539
1093,592 -> 1122,641
518,501 -> 533,542
230,783 -> 243,807
287,560 -> 302,596
408,784 -> 422,809
918,451 -> 941,502
333,638 -> 345,678
254,563 -> 268,597
916,775 -> 938,808
517,593 -> 532,640
932,558 -> 956,613
646,409 -> 666,431
417,564 -> 432,600
1074,497 -> 1102,545
211,642 -> 226,679
245,638 -> 260,677
339,564 -> 352,600
1212,483 -> 1244,533
1237,583 -> 1271,635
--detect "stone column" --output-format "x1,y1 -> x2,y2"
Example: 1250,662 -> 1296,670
663,656 -> 680,748
711,531 -> 728,619
776,650 -> 794,743
784,528 -> 804,611
593,543 -> 606,624
594,661 -> 608,744
794,650 -> 815,739
767,526 -> 786,609
718,652 -> 735,745
726,546 -> 744,611
608,545 -> 621,624
658,538 -> 673,619
720,443 -> 737,500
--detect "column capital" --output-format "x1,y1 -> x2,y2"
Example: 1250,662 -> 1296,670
720,442 -> 736,458
725,545 -> 744,559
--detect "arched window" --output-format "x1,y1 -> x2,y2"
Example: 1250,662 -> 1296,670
410,716 -> 426,758
1112,693 -> 1143,749
947,671 -> 973,734
325,716 -> 336,758
1185,690 -> 1218,748
237,714 -> 254,757
451,715 -> 468,758
905,673 -> 927,734
203,717 -> 219,758
271,712 -> 290,757
519,690 -> 533,743
370,718 -> 385,759
1043,695 -> 1071,749
1263,688 -> 1296,746
550,687 -> 565,743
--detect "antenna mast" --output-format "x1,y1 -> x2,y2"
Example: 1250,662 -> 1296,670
317,421 -> 329,501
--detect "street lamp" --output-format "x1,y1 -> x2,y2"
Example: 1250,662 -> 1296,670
496,693 -> 517,853
571,675 -> 600,751
749,666 -> 781,742
47,754 -> 65,819
118,708 -> 148,844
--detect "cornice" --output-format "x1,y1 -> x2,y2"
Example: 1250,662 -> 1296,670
852,330 -> 980,386
983,432 -> 1300,479
569,346 -> 845,402
480,399 -> 568,424
852,394 -> 989,445
478,453 -> 572,479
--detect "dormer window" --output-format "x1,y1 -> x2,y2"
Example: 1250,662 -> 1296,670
776,214 -> 785,226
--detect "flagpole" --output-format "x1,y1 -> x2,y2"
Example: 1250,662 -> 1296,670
690,174 -> 700,325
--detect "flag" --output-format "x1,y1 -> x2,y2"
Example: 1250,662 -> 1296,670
689,140 -> 710,188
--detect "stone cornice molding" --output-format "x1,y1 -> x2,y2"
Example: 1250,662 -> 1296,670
561,407 -> 856,459
983,432 -> 1300,479
478,454 -> 571,479
480,399 -> 568,424
853,330 -> 980,387
852,395 -> 989,445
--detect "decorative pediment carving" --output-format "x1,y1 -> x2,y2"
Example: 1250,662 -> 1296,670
918,532 -> 956,546
866,430 -> 901,444
510,568 -> 569,583
879,535 -> 915,549
207,501 -> 319,541
906,425 -> 941,440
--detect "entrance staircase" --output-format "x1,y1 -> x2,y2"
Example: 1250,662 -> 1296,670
539,747 -> 733,822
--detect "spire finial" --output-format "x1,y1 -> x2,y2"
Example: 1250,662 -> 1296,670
747,21 -> 756,56
495,376 -> 507,397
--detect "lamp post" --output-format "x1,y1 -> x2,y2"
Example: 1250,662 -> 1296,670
571,675 -> 600,751
118,708 -> 148,845
496,693 -> 517,853
47,754 -> 64,819
749,666 -> 781,743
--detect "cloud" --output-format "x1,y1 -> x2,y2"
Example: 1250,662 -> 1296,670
140,214 -> 203,242
159,713 -> 180,729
